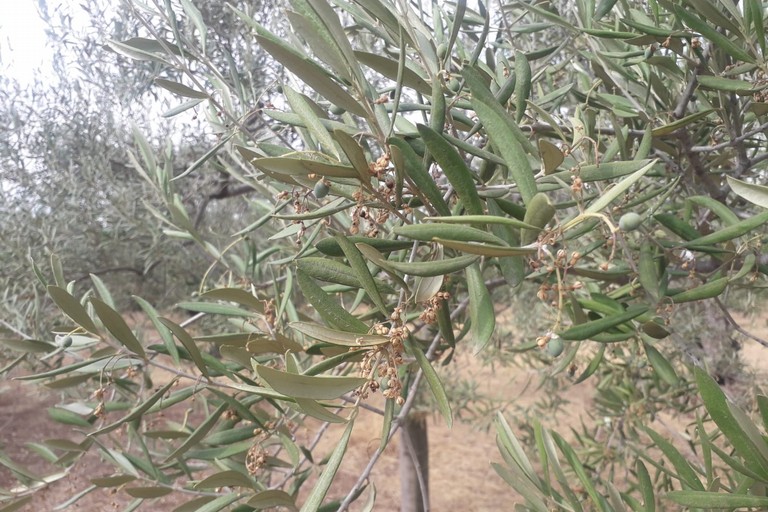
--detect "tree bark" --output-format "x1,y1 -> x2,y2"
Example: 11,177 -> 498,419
399,412 -> 429,512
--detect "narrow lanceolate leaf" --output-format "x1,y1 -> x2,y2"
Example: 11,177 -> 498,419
158,317 -> 210,379
133,295 -> 179,366
521,192 -> 555,245
106,38 -> 172,64
674,7 -> 756,64
200,287 -> 264,312
695,367 -> 768,477
125,487 -> 173,498
462,66 -> 537,205
296,397 -> 348,423
284,85 -> 339,159
684,210 -> 768,247
253,33 -> 367,116
91,378 -> 180,436
47,286 -> 99,334
687,196 -> 739,226
668,277 -> 728,303
333,129 -> 371,184
89,274 -> 116,309
300,420 -> 354,512
467,263 -> 495,352
393,224 -> 507,245
727,176 -> 768,209
48,407 -> 91,427
514,51 -> 531,123
638,240 -> 660,300
247,490 -> 299,511
334,233 -> 389,316
405,338 -> 452,427
257,363 -> 365,399
642,428 -> 704,490
414,274 -> 444,303
290,0 -> 364,86
594,0 -> 619,20
0,339 -> 56,353
173,133 -> 234,181
195,470 -> 255,490
552,433 -> 605,509
652,110 -> 714,136
297,258 -> 393,293
696,75 -> 756,93
91,299 -> 145,359
163,403 -> 228,463
434,239 -> 536,257
424,215 -> 537,230
635,460 -> 655,512
296,269 -> 370,334
354,51 -> 431,95
665,491 -> 768,509
583,159 -> 656,215
154,79 -> 208,99
643,342 -> 679,386
384,255 -> 479,277
178,494 -> 240,512
388,137 -> 451,216
248,156 -> 360,179
90,475 -> 137,487
316,236 -> 413,257
559,304 -> 648,341
290,322 -> 388,347
417,124 -> 485,215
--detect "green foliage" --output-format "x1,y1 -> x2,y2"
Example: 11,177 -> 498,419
4,0 -> 768,510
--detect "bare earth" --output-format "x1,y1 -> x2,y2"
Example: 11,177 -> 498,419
1,313 -> 766,511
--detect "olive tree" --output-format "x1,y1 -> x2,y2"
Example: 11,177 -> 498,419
4,0 -> 768,510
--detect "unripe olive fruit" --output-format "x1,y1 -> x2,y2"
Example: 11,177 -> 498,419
546,338 -> 564,357
642,319 -> 670,339
436,43 -> 448,60
59,335 -> 73,348
330,105 -> 346,116
447,78 -> 461,93
313,180 -> 330,198
619,212 -> 643,232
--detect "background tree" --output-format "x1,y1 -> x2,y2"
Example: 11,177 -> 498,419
0,0 -> 276,340
3,0 -> 768,511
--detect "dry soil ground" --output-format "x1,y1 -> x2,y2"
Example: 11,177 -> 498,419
1,313 -> 767,511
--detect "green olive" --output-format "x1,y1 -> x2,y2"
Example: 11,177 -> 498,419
619,212 -> 643,232
642,320 -> 670,339
313,180 -> 330,198
546,338 -> 564,357
447,78 -> 461,93
59,335 -> 73,348
330,105 -> 346,116
436,43 -> 448,60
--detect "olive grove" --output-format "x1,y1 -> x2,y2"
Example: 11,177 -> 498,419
4,0 -> 768,510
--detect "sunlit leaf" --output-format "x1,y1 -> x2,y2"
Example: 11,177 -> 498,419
300,420 -> 354,512
91,299 -> 145,359
154,79 -> 209,99
255,364 -> 366,400
47,286 -> 99,335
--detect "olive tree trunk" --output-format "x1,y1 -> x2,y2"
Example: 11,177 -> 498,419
399,412 -> 429,512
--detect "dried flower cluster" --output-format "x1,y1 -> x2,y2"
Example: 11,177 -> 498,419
419,291 -> 451,324
356,308 -> 410,405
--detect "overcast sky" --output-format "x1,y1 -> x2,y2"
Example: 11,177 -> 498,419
0,2 -> 51,84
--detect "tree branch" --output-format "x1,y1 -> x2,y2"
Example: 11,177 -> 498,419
714,297 -> 768,349
337,295 -> 472,511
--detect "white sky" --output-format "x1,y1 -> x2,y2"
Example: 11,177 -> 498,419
0,1 -> 51,83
